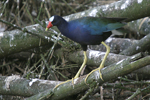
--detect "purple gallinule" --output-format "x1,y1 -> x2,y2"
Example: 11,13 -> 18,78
46,15 -> 125,89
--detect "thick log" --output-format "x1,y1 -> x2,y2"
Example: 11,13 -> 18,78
89,37 -> 138,54
120,33 -> 150,56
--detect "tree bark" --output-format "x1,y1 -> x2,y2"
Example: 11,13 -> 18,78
56,49 -> 129,67
125,17 -> 150,35
120,33 -> 150,56
0,75 -> 60,97
26,55 -> 150,100
64,0 -> 150,22
0,54 -> 149,99
89,37 -> 139,54
0,25 -> 58,58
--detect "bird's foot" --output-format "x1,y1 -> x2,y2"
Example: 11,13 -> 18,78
98,67 -> 104,81
99,64 -> 104,81
84,65 -> 104,85
53,78 -> 76,91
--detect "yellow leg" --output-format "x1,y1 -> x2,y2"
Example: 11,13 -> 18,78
74,51 -> 87,78
85,41 -> 110,84
53,51 -> 87,90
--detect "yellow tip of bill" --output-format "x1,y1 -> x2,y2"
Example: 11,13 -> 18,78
45,28 -> 48,31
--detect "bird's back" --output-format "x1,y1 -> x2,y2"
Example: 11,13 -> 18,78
63,17 -> 125,45
69,17 -> 125,35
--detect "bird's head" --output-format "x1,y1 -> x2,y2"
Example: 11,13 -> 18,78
45,15 -> 61,31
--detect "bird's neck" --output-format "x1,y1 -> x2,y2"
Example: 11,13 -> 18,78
57,18 -> 69,36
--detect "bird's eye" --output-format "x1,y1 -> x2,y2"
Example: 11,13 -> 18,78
49,16 -> 54,22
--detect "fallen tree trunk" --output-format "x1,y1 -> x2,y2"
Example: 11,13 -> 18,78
124,17 -> 150,35
0,53 -> 148,99
120,33 -> 150,56
0,53 -> 149,100
58,49 -> 129,67
89,37 -> 139,54
31,55 -> 150,100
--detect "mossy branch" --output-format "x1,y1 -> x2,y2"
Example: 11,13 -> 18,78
120,33 -> 150,56
0,54 -> 149,99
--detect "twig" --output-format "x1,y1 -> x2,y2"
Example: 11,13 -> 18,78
40,54 -> 56,80
126,88 -> 141,100
62,0 -> 76,13
0,59 -> 18,67
44,2 -> 50,18
0,19 -> 49,40
118,77 -> 134,82
80,81 -> 98,100
0,0 -> 9,18
100,86 -> 104,100
37,1 -> 44,20
25,5 -> 34,24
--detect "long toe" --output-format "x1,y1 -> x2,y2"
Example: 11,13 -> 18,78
99,69 -> 104,81
53,80 -> 72,91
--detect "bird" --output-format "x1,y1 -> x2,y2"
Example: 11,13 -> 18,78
45,15 -> 125,89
